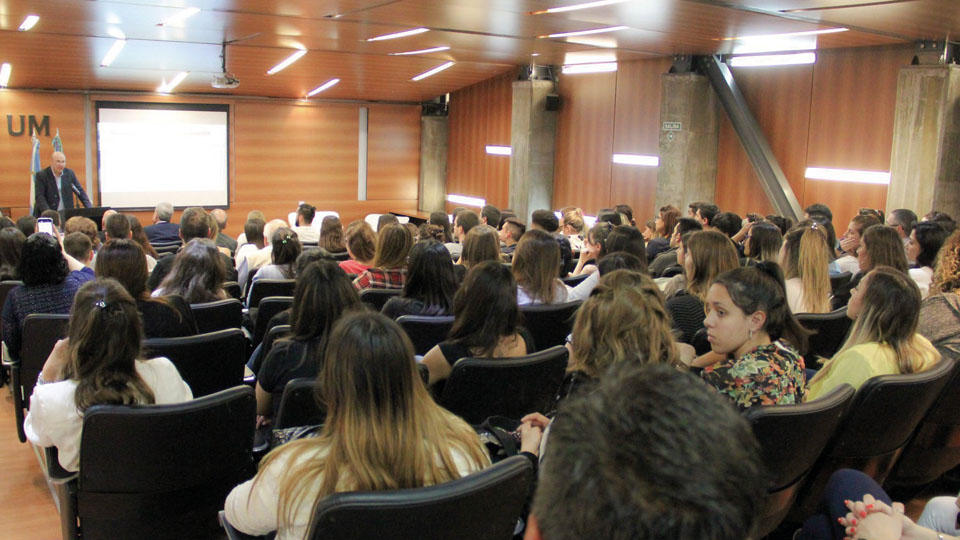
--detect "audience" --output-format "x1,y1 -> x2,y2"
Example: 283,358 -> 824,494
836,213 -> 881,275
570,221 -> 612,276
339,220 -> 376,275
646,205 -> 680,262
250,227 -> 301,285
144,201 -> 180,244
153,239 -> 228,304
480,204 -> 501,228
743,220 -> 782,264
559,207 -> 585,253
907,221 -> 951,298
429,211 -> 454,243
445,210 -> 478,260
292,203 -> 319,244
920,229 -> 960,356
353,223 -> 412,292
648,217 -> 702,277
458,224 -> 501,271
148,207 -> 238,291
16,215 -> 37,238
498,217 -> 526,260
127,214 -> 160,271
781,222 -> 833,314
62,232 -> 94,270
63,216 -> 100,253
833,224 -> 909,308
887,207 -> 918,246
0,227 -> 26,280
211,209 -> 238,255
319,215 -> 346,256
666,230 -> 739,344
376,212 -> 399,232
513,229 -> 571,306
529,209 -> 573,277
381,239 -> 456,319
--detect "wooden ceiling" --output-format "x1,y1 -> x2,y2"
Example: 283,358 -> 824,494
0,0 -> 953,102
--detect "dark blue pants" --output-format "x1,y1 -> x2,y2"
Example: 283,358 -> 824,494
797,469 -> 893,540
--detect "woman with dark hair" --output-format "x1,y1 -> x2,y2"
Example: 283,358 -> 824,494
513,229 -> 571,305
920,230 -> 960,358
2,233 -> 94,358
95,239 -> 197,338
23,278 -> 192,471
667,230 -> 740,344
339,220 -> 376,275
646,205 -> 681,261
251,227 -> 302,283
698,263 -> 809,410
744,221 -> 782,264
126,214 -> 160,270
570,221 -> 613,277
832,224 -> 909,308
0,227 -> 26,280
907,221 -> 951,298
381,240 -> 456,319
353,223 -> 412,292
255,260 -> 363,422
459,224 -> 501,269
154,238 -> 227,304
429,211 -> 454,243
319,216 -> 346,255
422,261 -> 534,385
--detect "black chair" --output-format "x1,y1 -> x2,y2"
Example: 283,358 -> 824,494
152,241 -> 182,256
54,386 -> 256,540
797,308 -> 852,365
396,315 -> 454,356
830,271 -> 852,293
223,281 -> 242,300
9,313 -> 69,442
660,264 -> 683,278
438,345 -> 569,424
252,296 -> 293,347
330,251 -> 350,262
220,454 -> 534,540
190,298 -> 242,333
743,384 -> 855,538
792,357 -> 956,518
360,288 -> 402,311
143,329 -> 247,397
247,279 -> 295,309
519,301 -> 581,352
561,274 -> 588,287
274,377 -> 326,429
0,279 -> 22,318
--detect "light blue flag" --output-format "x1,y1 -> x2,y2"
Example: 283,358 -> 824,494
52,128 -> 63,153
29,130 -> 40,215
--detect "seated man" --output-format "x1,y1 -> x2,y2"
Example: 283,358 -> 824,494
292,203 -> 320,244
144,202 -> 180,245
211,209 -> 238,256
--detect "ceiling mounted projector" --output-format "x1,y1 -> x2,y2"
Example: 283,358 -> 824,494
211,72 -> 239,88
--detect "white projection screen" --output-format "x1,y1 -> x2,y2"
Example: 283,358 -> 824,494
96,102 -> 229,209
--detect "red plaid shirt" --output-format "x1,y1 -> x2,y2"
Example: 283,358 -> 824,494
353,267 -> 406,291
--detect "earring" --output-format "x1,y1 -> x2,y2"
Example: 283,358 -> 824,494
748,329 -> 754,340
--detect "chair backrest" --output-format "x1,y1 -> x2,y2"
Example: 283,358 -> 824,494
247,279 -> 295,309
0,280 -> 23,325
307,455 -> 534,540
797,308 -> 852,363
439,345 -> 569,424
77,386 -> 255,540
360,288 -> 402,311
830,271 -> 853,293
14,313 -> 69,442
190,298 -> 242,333
262,324 -> 292,363
275,377 -> 326,429
561,274 -> 588,287
143,329 -> 247,397
222,281 -> 241,300
152,241 -> 182,257
519,301 -> 581,352
396,315 -> 454,356
743,384 -> 855,537
330,251 -> 350,262
252,296 -> 293,347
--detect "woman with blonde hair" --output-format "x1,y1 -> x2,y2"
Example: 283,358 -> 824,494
225,311 -> 503,538
667,230 -> 740,344
512,229 -> 571,305
780,222 -> 833,313
805,266 -> 941,401
353,223 -> 413,292
459,224 -> 501,269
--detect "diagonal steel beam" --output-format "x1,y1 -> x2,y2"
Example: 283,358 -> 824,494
699,55 -> 802,221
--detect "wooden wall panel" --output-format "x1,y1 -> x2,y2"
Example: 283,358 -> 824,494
366,104 -> 421,201
716,115 -> 776,217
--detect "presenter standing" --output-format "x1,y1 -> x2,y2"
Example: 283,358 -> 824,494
33,151 -> 91,216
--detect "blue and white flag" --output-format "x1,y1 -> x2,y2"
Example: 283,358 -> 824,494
52,128 -> 63,153
28,130 -> 40,215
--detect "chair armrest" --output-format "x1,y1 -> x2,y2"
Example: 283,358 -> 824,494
219,510 -> 272,540
43,447 -> 77,484
2,356 -> 19,368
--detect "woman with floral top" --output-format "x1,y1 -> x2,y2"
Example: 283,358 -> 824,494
699,262 -> 810,410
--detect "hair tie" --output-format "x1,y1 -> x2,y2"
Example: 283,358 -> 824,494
810,222 -> 820,231
94,300 -> 107,310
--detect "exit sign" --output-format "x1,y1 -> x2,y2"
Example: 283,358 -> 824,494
662,121 -> 682,131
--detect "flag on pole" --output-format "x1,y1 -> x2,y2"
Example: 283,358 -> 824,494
52,128 -> 63,153
28,129 -> 40,216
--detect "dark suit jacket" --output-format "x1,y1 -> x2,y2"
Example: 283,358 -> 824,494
144,221 -> 181,244
33,167 -> 92,216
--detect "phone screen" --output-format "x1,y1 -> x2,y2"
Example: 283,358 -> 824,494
37,218 -> 54,235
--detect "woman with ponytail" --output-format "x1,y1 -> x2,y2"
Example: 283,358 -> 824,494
699,262 -> 810,410
23,279 -> 192,472
780,222 -> 833,313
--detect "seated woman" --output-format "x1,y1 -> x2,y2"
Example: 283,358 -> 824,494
381,240 -> 456,319
256,261 -> 362,422
805,266 -> 941,401
96,239 -> 197,338
422,261 -> 534,385
646,205 -> 680,262
780,222 -> 833,313
698,263 -> 809,409
225,311 -> 504,539
513,229 -> 571,306
234,217 -> 266,272
319,215 -> 346,256
23,279 -> 192,472
353,223 -> 412,292
0,227 -> 26,280
907,221 -> 952,298
247,227 -> 301,306
458,224 -> 500,270
743,221 -> 782,264
835,214 -> 881,275
666,230 -> 740,344
339,220 -> 376,276
832,224 -> 908,308
2,233 -> 94,358
570,221 -> 613,277
126,214 -> 159,272
153,239 -> 228,304
920,229 -> 960,356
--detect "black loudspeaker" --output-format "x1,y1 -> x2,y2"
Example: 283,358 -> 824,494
545,94 -> 561,111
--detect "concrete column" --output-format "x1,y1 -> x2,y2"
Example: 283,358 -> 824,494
509,79 -> 558,221
888,65 -> 960,217
656,73 -> 719,209
418,115 -> 448,213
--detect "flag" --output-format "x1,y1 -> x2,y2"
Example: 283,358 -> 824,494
52,128 -> 62,153
28,130 -> 40,216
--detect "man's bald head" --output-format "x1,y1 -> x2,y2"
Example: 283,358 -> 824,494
51,152 -> 66,176
211,209 -> 228,229
101,209 -> 117,228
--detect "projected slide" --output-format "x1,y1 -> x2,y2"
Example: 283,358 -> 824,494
97,102 -> 229,208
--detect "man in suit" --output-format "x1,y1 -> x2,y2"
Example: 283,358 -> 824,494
144,201 -> 181,244
33,151 -> 92,216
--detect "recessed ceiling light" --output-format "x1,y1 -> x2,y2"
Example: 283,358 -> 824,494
446,194 -> 485,207
485,145 -> 511,156
158,7 -> 200,27
612,153 -> 659,167
367,27 -> 429,42
805,167 -> 890,184
157,71 -> 189,93
729,52 -> 816,67
18,15 -> 39,31
722,27 -> 848,41
531,53 -> 540,57
107,27 -> 126,40
531,0 -> 630,14
562,62 -> 618,74
267,49 -> 307,75
412,61 -> 454,81
307,78 -> 340,97
542,26 -> 628,39
389,46 -> 450,56
100,39 -> 126,67
0,64 -> 11,87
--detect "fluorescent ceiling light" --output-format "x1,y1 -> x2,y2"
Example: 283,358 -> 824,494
729,52 -> 815,67
562,62 -> 617,74
307,78 -> 340,97
389,46 -> 450,56
533,0 -> 630,14
107,27 -> 126,39
543,26 -> 628,39
100,39 -> 126,67
723,28 -> 848,41
157,71 -> 189,93
159,7 -> 200,26
412,61 -> 454,81
446,194 -> 485,208
805,167 -> 890,185
267,49 -> 307,75
0,63 -> 11,87
733,35 -> 817,55
485,145 -> 511,156
613,153 -> 659,167
18,15 -> 39,31
367,27 -> 429,42
564,50 -> 616,65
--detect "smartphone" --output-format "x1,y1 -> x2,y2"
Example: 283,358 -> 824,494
37,217 -> 55,236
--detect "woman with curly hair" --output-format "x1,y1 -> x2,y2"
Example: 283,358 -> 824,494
919,229 -> 960,357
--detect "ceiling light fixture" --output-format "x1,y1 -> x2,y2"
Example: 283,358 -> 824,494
729,52 -> 816,67
158,7 -> 200,26
0,63 -> 11,87
722,27 -> 849,41
485,145 -> 511,156
562,61 -> 617,74
157,71 -> 189,93
612,153 -> 659,166
267,48 -> 307,75
532,0 -> 630,14
367,27 -> 429,42
805,167 -> 890,185
18,15 -> 39,31
107,27 -> 126,40
412,61 -> 454,81
307,78 -> 340,97
389,46 -> 450,56
446,194 -> 485,207
100,39 -> 126,67
542,25 -> 628,39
